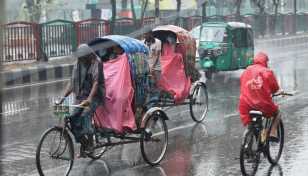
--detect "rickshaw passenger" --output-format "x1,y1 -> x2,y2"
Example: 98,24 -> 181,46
142,26 -> 162,89
114,45 -> 125,58
99,48 -> 116,62
162,32 -> 181,56
61,44 -> 106,156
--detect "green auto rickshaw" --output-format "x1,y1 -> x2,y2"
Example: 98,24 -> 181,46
198,22 -> 254,79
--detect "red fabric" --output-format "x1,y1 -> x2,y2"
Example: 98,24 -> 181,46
160,45 -> 191,104
162,43 -> 181,56
93,53 -> 137,132
239,52 -> 280,126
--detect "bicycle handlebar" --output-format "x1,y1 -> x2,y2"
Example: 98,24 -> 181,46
272,90 -> 294,98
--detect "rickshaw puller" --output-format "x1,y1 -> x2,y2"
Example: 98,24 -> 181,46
61,44 -> 106,157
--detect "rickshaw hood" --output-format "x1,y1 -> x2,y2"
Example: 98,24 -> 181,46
253,52 -> 268,67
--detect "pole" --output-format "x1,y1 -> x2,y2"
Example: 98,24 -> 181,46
294,0 -> 296,34
202,2 -> 207,23
155,0 -> 159,25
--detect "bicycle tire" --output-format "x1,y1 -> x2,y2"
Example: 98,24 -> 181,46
36,127 -> 74,176
240,128 -> 260,176
140,114 -> 168,166
190,83 -> 209,122
266,120 -> 284,165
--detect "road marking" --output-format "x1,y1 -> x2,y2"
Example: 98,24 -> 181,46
1,108 -> 30,114
3,78 -> 70,90
153,124 -> 194,136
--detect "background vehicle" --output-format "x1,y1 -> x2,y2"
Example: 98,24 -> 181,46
153,25 -> 209,122
189,26 -> 200,58
198,22 -> 254,79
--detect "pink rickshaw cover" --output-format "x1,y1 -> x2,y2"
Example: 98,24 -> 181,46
93,53 -> 137,132
160,43 -> 191,104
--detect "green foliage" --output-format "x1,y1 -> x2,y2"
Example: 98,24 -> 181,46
15,0 -> 68,23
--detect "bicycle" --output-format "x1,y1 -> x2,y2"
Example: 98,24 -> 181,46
240,90 -> 293,176
36,97 -> 169,176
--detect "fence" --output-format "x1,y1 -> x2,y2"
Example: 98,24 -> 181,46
207,15 -> 224,22
225,14 -> 239,22
163,16 -> 186,29
2,21 -> 40,62
114,17 -> 135,38
39,20 -> 77,59
76,18 -> 109,46
296,12 -> 307,32
186,15 -> 202,31
3,12 -> 308,62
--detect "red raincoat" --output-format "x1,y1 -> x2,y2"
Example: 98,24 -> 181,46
239,52 -> 280,126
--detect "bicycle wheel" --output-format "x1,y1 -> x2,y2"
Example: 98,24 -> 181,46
36,127 -> 74,176
240,128 -> 260,176
140,114 -> 168,165
190,83 -> 209,122
267,120 -> 284,165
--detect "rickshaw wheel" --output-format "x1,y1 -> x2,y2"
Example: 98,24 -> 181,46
140,114 -> 168,166
190,83 -> 208,122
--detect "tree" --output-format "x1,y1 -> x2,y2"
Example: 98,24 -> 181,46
250,0 -> 266,37
15,0 -> 68,23
270,0 -> 279,35
110,0 -> 116,35
176,0 -> 181,26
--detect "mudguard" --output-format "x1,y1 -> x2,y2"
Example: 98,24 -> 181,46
203,60 -> 214,68
139,107 -> 169,128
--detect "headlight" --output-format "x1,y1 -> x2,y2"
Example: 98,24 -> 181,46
214,47 -> 228,57
198,47 -> 207,56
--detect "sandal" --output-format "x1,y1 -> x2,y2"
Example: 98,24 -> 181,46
267,135 -> 280,143
247,157 -> 255,163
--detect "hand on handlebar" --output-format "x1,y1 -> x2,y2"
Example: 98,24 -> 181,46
81,100 -> 91,106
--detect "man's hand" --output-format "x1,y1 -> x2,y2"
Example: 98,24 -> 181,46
55,98 -> 65,105
81,100 -> 91,106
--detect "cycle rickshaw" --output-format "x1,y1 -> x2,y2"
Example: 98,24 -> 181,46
36,36 -> 169,176
151,25 -> 209,122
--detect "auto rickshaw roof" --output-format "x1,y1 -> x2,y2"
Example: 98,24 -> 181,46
201,22 -> 252,29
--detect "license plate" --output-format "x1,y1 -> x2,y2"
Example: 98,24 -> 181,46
207,55 -> 212,57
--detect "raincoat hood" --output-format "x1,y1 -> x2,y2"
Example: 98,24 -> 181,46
253,52 -> 268,67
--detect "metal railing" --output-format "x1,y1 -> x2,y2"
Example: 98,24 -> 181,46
2,21 -> 40,62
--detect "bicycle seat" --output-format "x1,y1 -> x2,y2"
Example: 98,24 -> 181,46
249,110 -> 263,116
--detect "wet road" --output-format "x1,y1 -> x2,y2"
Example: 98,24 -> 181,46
1,43 -> 308,175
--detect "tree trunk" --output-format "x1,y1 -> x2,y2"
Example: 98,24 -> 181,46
270,0 -> 279,36
176,0 -> 181,26
141,0 -> 149,27
293,0 -> 297,35
131,0 -> 137,31
202,2 -> 207,23
110,0 -> 116,35
236,0 -> 242,22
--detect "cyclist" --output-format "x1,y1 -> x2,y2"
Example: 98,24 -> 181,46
239,52 -> 281,143
61,44 -> 106,156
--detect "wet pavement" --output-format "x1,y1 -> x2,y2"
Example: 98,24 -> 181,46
1,43 -> 308,175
